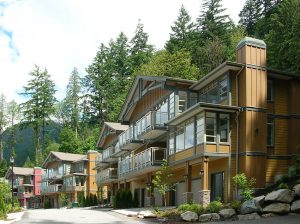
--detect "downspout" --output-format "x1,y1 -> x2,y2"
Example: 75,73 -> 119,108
235,66 -> 244,199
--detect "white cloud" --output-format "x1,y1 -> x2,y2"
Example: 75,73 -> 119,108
0,0 -> 246,103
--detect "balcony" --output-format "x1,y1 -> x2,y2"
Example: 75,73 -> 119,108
118,126 -> 143,152
96,147 -> 118,168
41,184 -> 62,194
135,111 -> 168,140
119,147 -> 166,178
96,168 -> 118,185
63,185 -> 85,192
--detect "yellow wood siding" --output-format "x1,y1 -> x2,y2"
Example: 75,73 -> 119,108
274,80 -> 289,115
174,148 -> 194,161
266,159 -> 289,183
274,118 -> 289,155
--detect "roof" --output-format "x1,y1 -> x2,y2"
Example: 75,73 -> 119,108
5,167 -> 34,178
96,122 -> 129,148
118,75 -> 196,122
43,151 -> 86,167
236,37 -> 266,50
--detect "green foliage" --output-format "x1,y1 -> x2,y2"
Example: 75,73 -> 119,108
0,180 -> 11,199
113,189 -> 134,209
23,156 -> 34,168
233,173 -> 256,201
206,200 -> 224,213
43,198 -> 51,209
156,209 -> 181,218
231,200 -> 242,211
152,159 -> 175,207
0,160 -> 8,177
291,146 -> 300,176
59,128 -> 81,153
178,203 -> 204,215
136,50 -> 200,80
0,192 -> 7,220
59,193 -> 69,207
77,191 -> 85,206
277,182 -> 289,190
265,0 -> 300,73
239,0 -> 262,36
133,190 -> 139,207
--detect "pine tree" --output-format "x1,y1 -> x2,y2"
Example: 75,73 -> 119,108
0,94 -> 8,161
20,65 -> 56,162
266,0 -> 300,73
239,0 -> 262,36
23,156 -> 35,168
197,0 -> 233,42
165,5 -> 197,53
130,20 -> 153,71
64,67 -> 81,138
6,100 -> 20,158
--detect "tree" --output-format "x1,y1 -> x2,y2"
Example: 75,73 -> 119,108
59,128 -> 81,154
152,159 -> 175,207
64,67 -> 82,137
44,142 -> 60,157
23,156 -> 34,168
239,0 -> 262,36
6,100 -> 21,158
20,65 -> 56,163
0,94 -> 8,161
165,5 -> 197,53
129,20 -> 154,71
197,0 -> 233,43
265,0 -> 300,73
136,49 -> 200,80
0,160 -> 8,177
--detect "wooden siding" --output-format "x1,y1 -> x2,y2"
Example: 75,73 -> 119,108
196,145 -> 204,155
274,80 -> 289,115
266,159 -> 290,184
236,45 -> 266,66
102,133 -> 118,149
274,118 -> 289,155
173,148 -> 194,161
129,88 -> 169,123
231,73 -> 237,106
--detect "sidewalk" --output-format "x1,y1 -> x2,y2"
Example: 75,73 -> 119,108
112,206 -> 175,217
0,212 -> 24,224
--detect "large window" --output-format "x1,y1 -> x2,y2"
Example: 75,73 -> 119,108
169,92 -> 175,119
267,80 -> 274,102
267,117 -> 274,147
197,114 -> 204,144
169,133 -> 175,155
185,122 -> 194,149
206,112 -> 217,142
175,128 -> 184,152
189,92 -> 198,107
178,91 -> 187,113
219,114 -> 230,142
199,75 -> 229,104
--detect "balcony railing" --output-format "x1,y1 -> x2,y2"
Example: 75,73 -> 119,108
135,111 -> 168,140
117,126 -> 144,151
41,184 -> 62,194
96,168 -> 118,184
42,169 -> 65,180
119,147 -> 166,178
63,185 -> 86,192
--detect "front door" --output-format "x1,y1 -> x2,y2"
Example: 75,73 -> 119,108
211,172 -> 224,201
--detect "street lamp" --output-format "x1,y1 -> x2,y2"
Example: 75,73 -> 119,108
10,155 -> 15,208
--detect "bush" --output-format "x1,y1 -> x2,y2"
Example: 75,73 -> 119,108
113,189 -> 134,209
133,190 -> 139,207
156,209 -> 181,218
0,194 -> 7,220
0,211 -> 7,220
206,200 -> 223,213
233,173 -> 256,201
277,182 -> 289,189
43,198 -> 51,209
178,203 -> 204,215
231,200 -> 241,211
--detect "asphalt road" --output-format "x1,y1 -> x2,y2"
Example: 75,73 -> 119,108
16,208 -> 153,224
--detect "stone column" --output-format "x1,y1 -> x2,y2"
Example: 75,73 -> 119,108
199,157 -> 210,206
144,173 -> 155,207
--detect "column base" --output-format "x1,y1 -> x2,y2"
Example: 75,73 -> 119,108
199,190 -> 210,206
183,192 -> 194,204
145,196 -> 155,207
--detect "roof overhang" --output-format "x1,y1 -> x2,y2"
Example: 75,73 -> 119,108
167,102 -> 240,126
267,69 -> 300,80
190,61 -> 244,91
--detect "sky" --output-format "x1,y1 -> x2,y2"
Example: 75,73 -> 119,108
0,0 -> 246,103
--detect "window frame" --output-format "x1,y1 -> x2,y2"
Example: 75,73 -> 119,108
267,79 -> 274,102
267,116 -> 275,147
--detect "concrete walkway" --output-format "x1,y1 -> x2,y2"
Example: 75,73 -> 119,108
112,206 -> 175,217
0,212 -> 24,224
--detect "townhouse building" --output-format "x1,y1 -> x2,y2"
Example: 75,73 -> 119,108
5,167 -> 43,208
41,151 -> 98,208
95,37 -> 300,207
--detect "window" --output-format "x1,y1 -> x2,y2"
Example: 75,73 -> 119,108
176,129 -> 184,152
267,80 -> 274,102
178,91 -> 187,113
219,76 -> 228,101
156,100 -> 168,125
206,112 -> 217,142
197,114 -> 204,144
185,122 -> 194,149
169,134 -> 175,155
169,92 -> 175,119
267,117 -> 274,147
219,114 -> 230,143
189,92 -> 198,107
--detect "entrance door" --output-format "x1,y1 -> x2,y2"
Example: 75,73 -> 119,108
211,172 -> 224,201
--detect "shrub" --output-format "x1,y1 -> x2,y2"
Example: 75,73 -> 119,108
206,200 -> 223,213
231,200 -> 241,211
0,211 -> 7,220
277,182 -> 289,189
233,173 -> 256,201
43,198 -> 51,209
156,209 -> 181,218
0,194 -> 7,220
113,189 -> 134,209
133,190 -> 139,207
178,203 -> 204,215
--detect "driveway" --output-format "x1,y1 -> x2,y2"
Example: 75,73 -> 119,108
16,208 -> 154,224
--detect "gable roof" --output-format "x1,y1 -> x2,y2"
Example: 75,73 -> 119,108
5,167 -> 34,178
96,122 -> 129,148
43,151 -> 86,167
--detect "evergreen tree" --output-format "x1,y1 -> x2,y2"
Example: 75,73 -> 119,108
197,0 -> 233,42
266,0 -> 300,73
130,20 -> 154,71
165,5 -> 197,53
239,0 -> 262,36
59,127 -> 81,154
23,156 -> 35,168
6,100 -> 20,158
0,159 -> 8,177
64,67 -> 82,137
20,65 -> 56,163
0,94 -> 8,161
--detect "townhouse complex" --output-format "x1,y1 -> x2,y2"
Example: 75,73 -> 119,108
40,151 -> 98,208
94,37 -> 300,207
5,167 -> 43,208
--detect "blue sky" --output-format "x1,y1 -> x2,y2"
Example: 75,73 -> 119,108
0,0 -> 246,103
